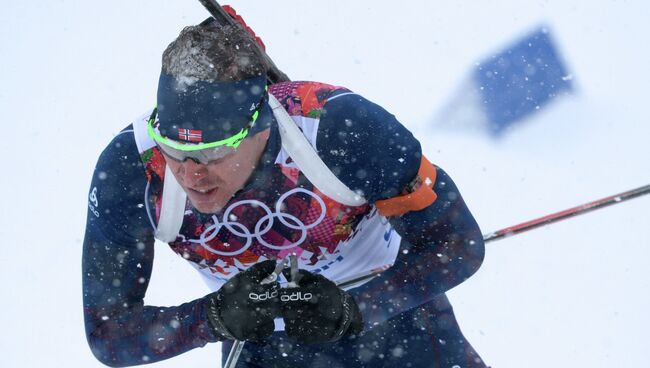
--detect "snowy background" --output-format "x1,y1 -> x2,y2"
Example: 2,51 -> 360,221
1,0 -> 649,367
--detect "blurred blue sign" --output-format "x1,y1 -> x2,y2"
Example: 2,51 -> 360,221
474,26 -> 573,136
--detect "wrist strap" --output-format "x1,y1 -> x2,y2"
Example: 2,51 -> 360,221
207,297 -> 236,340
333,291 -> 358,340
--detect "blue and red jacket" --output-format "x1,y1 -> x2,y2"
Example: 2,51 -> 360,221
82,81 -> 485,367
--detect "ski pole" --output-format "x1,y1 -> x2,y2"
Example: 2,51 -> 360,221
482,183 -> 650,243
222,340 -> 244,368
296,184 -> 650,292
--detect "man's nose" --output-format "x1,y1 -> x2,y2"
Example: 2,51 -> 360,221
180,159 -> 207,184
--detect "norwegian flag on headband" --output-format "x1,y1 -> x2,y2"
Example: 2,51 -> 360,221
178,128 -> 203,142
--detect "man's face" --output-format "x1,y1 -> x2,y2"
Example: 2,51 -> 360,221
162,129 -> 269,214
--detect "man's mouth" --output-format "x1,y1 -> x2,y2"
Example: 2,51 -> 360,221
187,187 -> 217,198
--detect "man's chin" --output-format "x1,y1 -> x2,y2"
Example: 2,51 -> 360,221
185,194 -> 224,214
187,197 -> 224,214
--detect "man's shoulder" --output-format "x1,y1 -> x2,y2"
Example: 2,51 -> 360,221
270,81 -> 353,117
270,80 -> 351,95
99,124 -> 137,161
316,91 -> 404,147
312,92 -> 423,203
99,109 -> 155,159
94,109 -> 156,179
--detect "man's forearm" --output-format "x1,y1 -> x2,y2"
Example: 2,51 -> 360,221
349,235 -> 484,327
351,167 -> 485,327
82,231 -> 220,366
84,298 -> 219,367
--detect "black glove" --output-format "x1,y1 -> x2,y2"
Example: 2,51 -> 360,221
279,270 -> 363,344
205,260 -> 280,342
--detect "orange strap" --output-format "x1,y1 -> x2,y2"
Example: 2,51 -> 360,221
375,156 -> 438,217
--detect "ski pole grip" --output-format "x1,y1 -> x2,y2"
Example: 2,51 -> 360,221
197,0 -> 290,84
221,5 -> 266,50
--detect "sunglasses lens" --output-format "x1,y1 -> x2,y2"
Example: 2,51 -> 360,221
157,143 -> 235,164
157,143 -> 183,161
201,145 -> 236,161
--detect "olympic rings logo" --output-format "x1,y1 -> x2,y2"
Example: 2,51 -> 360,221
188,188 -> 327,256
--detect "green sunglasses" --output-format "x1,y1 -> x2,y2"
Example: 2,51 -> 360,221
147,88 -> 267,164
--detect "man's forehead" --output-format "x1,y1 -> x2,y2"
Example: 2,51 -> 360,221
156,73 -> 267,144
